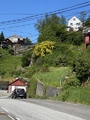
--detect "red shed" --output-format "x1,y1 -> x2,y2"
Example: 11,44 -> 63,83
8,78 -> 28,93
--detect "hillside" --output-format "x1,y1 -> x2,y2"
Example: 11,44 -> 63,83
33,67 -> 71,87
0,48 -> 22,80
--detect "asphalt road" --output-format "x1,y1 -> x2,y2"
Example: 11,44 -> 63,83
0,95 -> 90,120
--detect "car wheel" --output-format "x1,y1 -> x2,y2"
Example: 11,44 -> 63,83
11,96 -> 13,99
14,95 -> 16,99
24,96 -> 27,99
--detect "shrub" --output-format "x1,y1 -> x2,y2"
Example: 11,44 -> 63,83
40,65 -> 49,72
28,78 -> 37,98
8,48 -> 14,55
22,50 -> 32,67
63,78 -> 80,89
23,66 -> 37,78
60,90 -> 69,101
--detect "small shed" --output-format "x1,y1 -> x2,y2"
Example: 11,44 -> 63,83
8,78 -> 28,93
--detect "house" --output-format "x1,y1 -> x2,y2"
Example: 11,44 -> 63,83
6,34 -> 24,48
67,16 -> 82,31
82,27 -> 90,49
7,78 -> 28,93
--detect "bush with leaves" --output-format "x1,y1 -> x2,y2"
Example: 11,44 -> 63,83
28,78 -> 37,98
22,50 -> 32,67
22,66 -> 38,78
63,78 -> 80,90
8,48 -> 14,55
73,51 -> 90,84
67,31 -> 84,45
33,41 -> 55,57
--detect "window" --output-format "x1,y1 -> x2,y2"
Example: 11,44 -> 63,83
76,23 -> 80,26
73,18 -> 76,21
70,23 -> 73,26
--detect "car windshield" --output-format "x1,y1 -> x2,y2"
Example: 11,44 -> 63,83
16,89 -> 25,93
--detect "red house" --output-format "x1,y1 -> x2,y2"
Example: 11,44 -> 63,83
8,78 -> 28,93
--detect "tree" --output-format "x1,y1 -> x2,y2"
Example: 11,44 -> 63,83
79,11 -> 86,26
73,51 -> 90,84
22,50 -> 32,67
35,14 -> 67,43
24,37 -> 33,45
0,32 -> 5,43
85,17 -> 90,27
60,15 -> 66,25
67,31 -> 84,45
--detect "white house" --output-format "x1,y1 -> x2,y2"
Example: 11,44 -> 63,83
67,16 -> 82,31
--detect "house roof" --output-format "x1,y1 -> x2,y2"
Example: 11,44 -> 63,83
68,16 -> 82,23
8,78 -> 28,86
7,35 -> 23,43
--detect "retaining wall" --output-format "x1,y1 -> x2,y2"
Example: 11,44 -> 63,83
36,81 -> 61,97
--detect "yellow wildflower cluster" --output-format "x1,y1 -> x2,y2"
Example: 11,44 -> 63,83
33,41 -> 55,57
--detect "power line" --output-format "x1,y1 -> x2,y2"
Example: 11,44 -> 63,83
0,1 -> 90,43
0,9 -> 90,31
0,1 -> 90,26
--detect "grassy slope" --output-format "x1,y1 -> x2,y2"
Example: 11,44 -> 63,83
0,54 -> 22,80
1,47 -> 90,105
33,67 -> 71,87
56,87 -> 90,105
33,67 -> 90,105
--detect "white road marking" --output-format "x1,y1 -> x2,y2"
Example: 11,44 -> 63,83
16,118 -> 21,120
2,107 -> 9,113
2,107 -> 21,120
8,115 -> 15,120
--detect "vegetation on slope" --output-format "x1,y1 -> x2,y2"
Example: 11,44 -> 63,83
0,48 -> 22,80
0,13 -> 90,105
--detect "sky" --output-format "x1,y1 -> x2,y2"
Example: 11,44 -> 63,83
0,0 -> 90,43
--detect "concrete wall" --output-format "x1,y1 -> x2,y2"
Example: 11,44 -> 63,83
36,81 -> 44,96
46,86 -> 61,97
36,81 -> 61,97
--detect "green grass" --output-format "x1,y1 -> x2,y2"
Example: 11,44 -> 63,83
67,87 -> 90,105
0,54 -> 22,79
34,67 -> 71,87
55,87 -> 90,105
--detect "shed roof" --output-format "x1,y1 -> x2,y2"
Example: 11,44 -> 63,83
8,78 -> 27,86
68,16 -> 82,23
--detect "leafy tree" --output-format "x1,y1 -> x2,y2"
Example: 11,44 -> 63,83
33,41 -> 55,57
35,14 -> 67,43
60,15 -> 66,25
24,37 -> 33,45
34,43 -> 74,67
79,11 -> 86,26
67,31 -> 84,45
73,51 -> 90,84
85,17 -> 90,27
0,32 -> 5,43
22,50 -> 32,67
